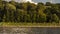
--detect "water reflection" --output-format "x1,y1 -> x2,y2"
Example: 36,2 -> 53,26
0,27 -> 60,34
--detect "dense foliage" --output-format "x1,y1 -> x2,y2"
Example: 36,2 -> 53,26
0,0 -> 60,23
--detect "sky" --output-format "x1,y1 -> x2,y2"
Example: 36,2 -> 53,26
32,0 -> 60,3
4,0 -> 60,3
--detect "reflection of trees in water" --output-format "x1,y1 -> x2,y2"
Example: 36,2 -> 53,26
46,28 -> 59,34
12,27 -> 31,34
0,27 -> 32,34
0,27 -> 60,34
30,27 -> 47,34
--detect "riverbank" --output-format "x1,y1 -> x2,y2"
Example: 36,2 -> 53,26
0,22 -> 60,27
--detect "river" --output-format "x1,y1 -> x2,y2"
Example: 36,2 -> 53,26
0,27 -> 60,34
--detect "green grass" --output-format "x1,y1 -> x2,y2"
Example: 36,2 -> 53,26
0,22 -> 60,27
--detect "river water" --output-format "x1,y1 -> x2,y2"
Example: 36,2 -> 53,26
0,27 -> 60,34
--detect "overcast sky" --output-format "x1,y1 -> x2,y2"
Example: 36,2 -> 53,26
4,0 -> 60,3
33,0 -> 60,3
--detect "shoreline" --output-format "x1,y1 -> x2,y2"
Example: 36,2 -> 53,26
0,22 -> 60,27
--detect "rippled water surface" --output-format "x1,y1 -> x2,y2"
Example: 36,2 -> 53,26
0,27 -> 60,34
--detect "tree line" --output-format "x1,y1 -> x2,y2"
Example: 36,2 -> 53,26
0,0 -> 60,23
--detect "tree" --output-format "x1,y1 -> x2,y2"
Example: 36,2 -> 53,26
44,7 -> 59,23
45,2 -> 52,6
3,3 -> 16,22
44,8 -> 53,22
51,4 -> 60,19
0,0 -> 4,22
16,9 -> 27,22
35,2 -> 46,23
9,0 -> 16,6
52,14 -> 59,23
37,12 -> 46,23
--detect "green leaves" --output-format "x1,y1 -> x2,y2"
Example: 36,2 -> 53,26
0,1 -> 60,23
52,14 -> 59,23
6,3 -> 16,11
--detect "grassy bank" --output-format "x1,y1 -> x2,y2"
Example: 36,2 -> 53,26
0,22 -> 60,27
